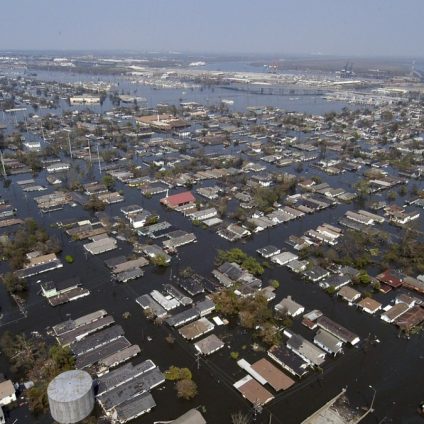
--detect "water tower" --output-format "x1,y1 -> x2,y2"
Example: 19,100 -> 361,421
47,370 -> 94,424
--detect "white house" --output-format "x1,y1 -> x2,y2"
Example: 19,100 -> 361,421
271,251 -> 298,266
275,296 -> 304,317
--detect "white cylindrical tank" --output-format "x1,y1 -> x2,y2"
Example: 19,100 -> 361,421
47,370 -> 94,424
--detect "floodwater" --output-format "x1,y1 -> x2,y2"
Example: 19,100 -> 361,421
0,69 -> 423,424
18,68 -> 355,116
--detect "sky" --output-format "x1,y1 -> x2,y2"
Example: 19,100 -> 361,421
0,0 -> 423,57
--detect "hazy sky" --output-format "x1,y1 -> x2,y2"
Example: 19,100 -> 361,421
1,0 -> 423,57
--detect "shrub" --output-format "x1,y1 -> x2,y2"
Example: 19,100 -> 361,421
230,351 -> 239,360
269,279 -> 280,289
65,255 -> 74,264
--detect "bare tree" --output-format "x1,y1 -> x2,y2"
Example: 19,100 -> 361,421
231,411 -> 250,424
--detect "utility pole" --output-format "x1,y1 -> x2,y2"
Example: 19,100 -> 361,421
0,150 -> 7,179
40,122 -> 45,141
354,386 -> 377,424
87,138 -> 92,163
66,130 -> 73,159
97,144 -> 102,174
195,353 -> 200,370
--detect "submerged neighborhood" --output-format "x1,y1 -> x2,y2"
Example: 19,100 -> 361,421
0,51 -> 423,424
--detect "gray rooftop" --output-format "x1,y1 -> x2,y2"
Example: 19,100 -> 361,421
96,359 -> 156,395
98,367 -> 164,411
71,325 -> 124,356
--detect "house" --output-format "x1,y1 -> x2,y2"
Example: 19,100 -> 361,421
188,208 -> 217,222
381,303 -> 410,323
314,329 -> 343,356
41,278 -> 81,298
163,232 -> 197,250
337,286 -> 361,303
217,223 -> 251,241
178,318 -> 215,340
46,162 -> 70,173
172,409 -> 207,424
377,269 -> 404,288
121,204 -> 144,217
286,259 -> 309,273
233,375 -> 274,406
160,191 -> 195,208
194,334 -> 224,356
271,251 -> 298,266
0,380 -> 16,406
395,294 -> 415,308
286,333 -> 326,366
251,358 -> 295,391
316,316 -> 360,345
267,345 -> 309,378
403,276 -> 424,294
320,274 -> 351,290
195,299 -> 215,317
128,210 -> 153,228
140,244 -> 171,264
395,306 -> 424,332
84,237 -> 117,255
213,262 -> 262,289
257,245 -> 281,258
275,296 -> 304,317
40,278 -> 90,306
357,297 -> 382,314
345,211 -> 374,225
302,266 -> 330,282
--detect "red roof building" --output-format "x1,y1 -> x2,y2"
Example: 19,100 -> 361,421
160,191 -> 195,208
376,269 -> 404,288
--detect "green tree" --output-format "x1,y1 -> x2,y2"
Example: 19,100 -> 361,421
151,254 -> 169,267
164,366 -> 192,381
102,174 -> 115,191
269,279 -> 280,289
2,272 -> 27,294
230,351 -> 239,360
84,195 -> 106,212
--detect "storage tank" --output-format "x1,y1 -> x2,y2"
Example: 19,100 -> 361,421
47,370 -> 94,424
